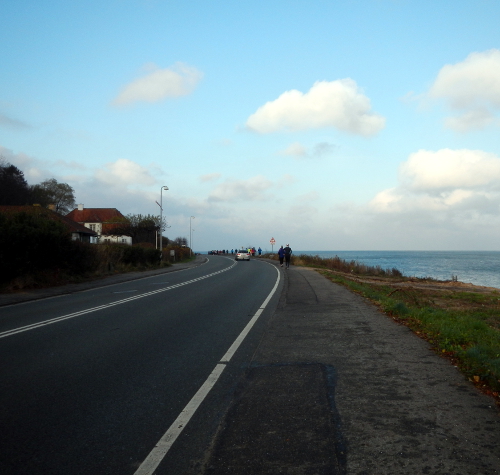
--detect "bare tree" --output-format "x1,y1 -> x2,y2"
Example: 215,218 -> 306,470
173,236 -> 188,246
104,214 -> 168,245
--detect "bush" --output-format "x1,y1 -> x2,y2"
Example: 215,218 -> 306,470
95,244 -> 161,270
65,240 -> 100,274
0,211 -> 71,283
162,245 -> 191,262
271,253 -> 405,278
123,245 -> 161,266
0,210 -> 166,288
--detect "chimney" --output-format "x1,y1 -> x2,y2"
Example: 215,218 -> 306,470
78,204 -> 84,211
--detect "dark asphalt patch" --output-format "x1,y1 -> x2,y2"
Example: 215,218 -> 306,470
204,363 -> 346,474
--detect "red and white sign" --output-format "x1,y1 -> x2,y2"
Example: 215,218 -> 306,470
270,237 -> 276,244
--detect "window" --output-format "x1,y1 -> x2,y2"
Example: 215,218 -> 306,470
89,224 -> 96,231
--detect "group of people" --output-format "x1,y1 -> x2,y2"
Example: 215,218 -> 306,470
244,247 -> 262,257
209,248 -> 263,256
210,245 -> 293,268
277,244 -> 292,268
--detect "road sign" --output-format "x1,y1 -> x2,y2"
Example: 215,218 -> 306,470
270,237 -> 275,253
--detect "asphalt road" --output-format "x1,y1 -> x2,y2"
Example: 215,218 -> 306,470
2,257 -> 499,474
0,255 -> 282,474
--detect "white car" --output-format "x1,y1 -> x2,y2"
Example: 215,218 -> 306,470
235,250 -> 251,261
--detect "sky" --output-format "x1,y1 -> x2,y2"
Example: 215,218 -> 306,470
1,0 -> 500,251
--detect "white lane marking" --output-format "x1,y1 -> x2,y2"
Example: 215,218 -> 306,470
133,364 -> 226,475
133,262 -> 281,475
0,261 -> 236,340
0,258 -> 211,309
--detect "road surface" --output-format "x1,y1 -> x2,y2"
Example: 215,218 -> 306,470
0,255 -> 281,474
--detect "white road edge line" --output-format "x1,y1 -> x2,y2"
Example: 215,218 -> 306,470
0,261 -> 236,340
133,263 -> 281,475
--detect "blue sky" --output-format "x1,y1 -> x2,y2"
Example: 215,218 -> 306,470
1,0 -> 500,251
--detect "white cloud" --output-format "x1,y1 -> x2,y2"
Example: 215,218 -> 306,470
298,191 -> 320,201
200,173 -> 221,183
428,49 -> 500,131
286,204 -> 318,221
112,62 -> 203,106
369,148 -> 500,217
0,145 -> 52,183
277,174 -> 296,187
279,141 -> 336,159
2,147 -> 160,193
246,79 -> 385,136
444,109 -> 495,132
207,175 -> 274,202
369,187 -> 404,213
400,149 -> 500,192
95,158 -> 158,187
279,142 -> 307,157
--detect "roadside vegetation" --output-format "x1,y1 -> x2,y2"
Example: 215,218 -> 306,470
265,252 -> 500,405
0,159 -> 195,291
0,210 -> 193,292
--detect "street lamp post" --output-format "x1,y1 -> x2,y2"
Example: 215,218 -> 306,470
159,186 -> 169,253
190,216 -> 195,256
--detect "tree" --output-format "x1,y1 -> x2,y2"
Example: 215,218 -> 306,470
0,158 -> 30,205
104,214 -> 168,245
173,236 -> 188,246
30,178 -> 76,215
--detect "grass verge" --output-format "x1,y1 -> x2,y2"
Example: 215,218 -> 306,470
323,271 -> 500,405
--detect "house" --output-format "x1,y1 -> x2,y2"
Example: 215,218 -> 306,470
66,204 -> 132,245
0,205 -> 98,243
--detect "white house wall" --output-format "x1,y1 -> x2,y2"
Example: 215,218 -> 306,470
100,235 -> 132,245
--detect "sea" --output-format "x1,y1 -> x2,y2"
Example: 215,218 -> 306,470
294,251 -> 500,290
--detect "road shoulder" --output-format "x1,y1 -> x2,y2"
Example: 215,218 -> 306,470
204,265 -> 500,474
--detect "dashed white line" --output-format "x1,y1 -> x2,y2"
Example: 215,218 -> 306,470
0,261 -> 236,340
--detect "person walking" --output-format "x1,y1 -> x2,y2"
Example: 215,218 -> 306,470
277,246 -> 285,267
283,244 -> 292,269
258,247 -> 262,256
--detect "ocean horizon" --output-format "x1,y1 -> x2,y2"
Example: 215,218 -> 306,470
204,249 -> 500,289
293,250 -> 500,290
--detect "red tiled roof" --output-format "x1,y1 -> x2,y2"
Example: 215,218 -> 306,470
0,206 -> 97,236
66,208 -> 125,224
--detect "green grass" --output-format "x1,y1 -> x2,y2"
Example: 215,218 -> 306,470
320,271 -> 500,396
